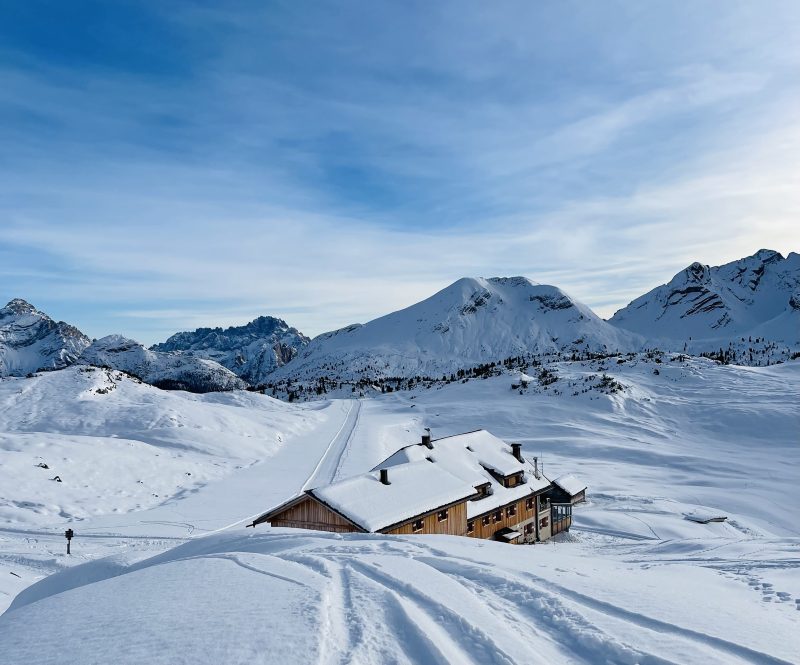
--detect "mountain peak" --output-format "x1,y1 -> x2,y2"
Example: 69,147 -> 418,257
752,248 -> 782,262
272,274 -> 638,382
0,299 -> 91,376
151,314 -> 309,385
2,298 -> 39,316
610,249 -> 800,343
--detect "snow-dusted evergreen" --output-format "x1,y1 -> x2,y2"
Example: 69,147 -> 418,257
151,315 -> 309,386
79,335 -> 247,393
272,276 -> 641,382
0,299 -> 90,377
610,249 -> 800,351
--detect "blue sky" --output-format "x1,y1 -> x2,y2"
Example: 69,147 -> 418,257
1,1 -> 798,344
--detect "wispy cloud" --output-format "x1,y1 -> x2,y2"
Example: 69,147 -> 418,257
0,2 -> 798,343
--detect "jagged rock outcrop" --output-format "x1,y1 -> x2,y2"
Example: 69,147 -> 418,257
152,316 -> 309,385
80,335 -> 247,393
0,299 -> 91,376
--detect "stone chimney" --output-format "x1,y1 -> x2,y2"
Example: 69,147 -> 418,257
380,469 -> 390,485
422,432 -> 433,449
533,456 -> 540,479
511,443 -> 524,462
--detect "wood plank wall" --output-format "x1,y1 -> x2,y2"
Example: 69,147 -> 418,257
467,494 -> 550,541
383,501 -> 469,536
269,497 -> 360,533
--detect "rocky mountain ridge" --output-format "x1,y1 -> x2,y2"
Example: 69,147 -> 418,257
151,316 -> 309,386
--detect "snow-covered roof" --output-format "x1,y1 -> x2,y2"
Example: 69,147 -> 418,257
309,460 -> 477,532
375,430 -> 552,519
552,474 -> 586,496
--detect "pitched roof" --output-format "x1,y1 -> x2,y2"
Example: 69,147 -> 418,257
375,430 -> 552,519
309,460 -> 477,532
552,473 -> 586,496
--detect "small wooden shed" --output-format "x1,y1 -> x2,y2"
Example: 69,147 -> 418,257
550,474 -> 587,505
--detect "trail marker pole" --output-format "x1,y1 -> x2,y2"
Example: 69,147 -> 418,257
65,528 -> 74,555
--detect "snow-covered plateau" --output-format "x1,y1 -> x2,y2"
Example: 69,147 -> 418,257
1,354 -> 798,664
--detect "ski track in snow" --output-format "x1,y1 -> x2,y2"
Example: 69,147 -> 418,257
303,399 -> 362,490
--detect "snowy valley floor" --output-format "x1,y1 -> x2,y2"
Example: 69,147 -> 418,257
0,358 -> 798,664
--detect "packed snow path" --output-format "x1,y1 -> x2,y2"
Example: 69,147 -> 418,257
303,399 -> 362,489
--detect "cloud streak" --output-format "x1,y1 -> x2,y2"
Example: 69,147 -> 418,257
0,2 -> 798,344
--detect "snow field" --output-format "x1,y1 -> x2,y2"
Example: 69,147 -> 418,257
0,356 -> 798,663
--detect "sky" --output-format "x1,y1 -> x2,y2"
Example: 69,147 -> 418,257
1,1 -> 798,344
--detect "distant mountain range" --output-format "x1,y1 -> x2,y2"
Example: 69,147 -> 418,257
80,335 -> 247,393
1,249 -> 797,391
151,316 -> 309,386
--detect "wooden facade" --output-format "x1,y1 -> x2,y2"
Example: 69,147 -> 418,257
264,496 -> 362,533
382,499 -> 469,536
257,489 -> 572,544
466,491 -> 552,543
550,503 -> 573,536
550,485 -> 586,505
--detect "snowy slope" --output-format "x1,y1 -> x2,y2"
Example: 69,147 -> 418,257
4,527 -> 799,665
274,276 -> 641,381
610,249 -> 800,346
0,299 -> 90,376
1,358 -> 799,663
0,365 -> 327,526
152,316 -> 309,386
79,334 -> 248,392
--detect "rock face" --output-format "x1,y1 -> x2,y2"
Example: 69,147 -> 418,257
271,276 -> 641,381
152,316 -> 309,386
79,335 -> 247,393
609,249 -> 800,344
0,299 -> 91,376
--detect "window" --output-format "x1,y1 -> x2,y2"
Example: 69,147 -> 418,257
412,518 -> 424,532
524,523 -> 534,535
525,497 -> 534,511
493,510 -> 502,523
467,520 -> 475,534
540,517 -> 549,528
506,504 -> 517,518
482,515 -> 490,526
437,509 -> 448,522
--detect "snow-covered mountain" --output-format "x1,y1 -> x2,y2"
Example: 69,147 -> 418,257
79,335 -> 247,393
0,299 -> 90,377
272,277 -> 641,381
610,249 -> 800,346
151,316 -> 309,386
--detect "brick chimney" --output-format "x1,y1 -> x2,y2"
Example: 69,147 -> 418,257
511,443 -> 524,462
380,469 -> 390,485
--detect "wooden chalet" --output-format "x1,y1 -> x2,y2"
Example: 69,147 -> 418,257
251,430 -> 581,544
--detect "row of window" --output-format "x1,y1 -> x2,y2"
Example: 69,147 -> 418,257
411,508 -> 449,532
411,496 -> 550,534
